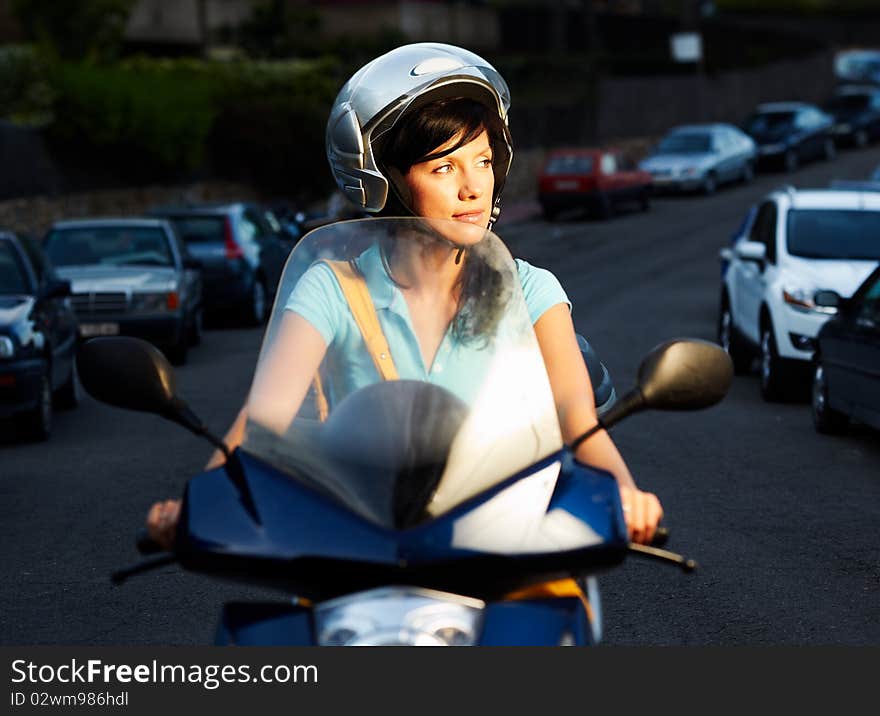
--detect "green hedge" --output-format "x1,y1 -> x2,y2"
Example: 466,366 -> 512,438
43,56 -> 341,199
49,62 -> 219,178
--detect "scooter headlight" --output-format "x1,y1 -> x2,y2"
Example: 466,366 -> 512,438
314,587 -> 485,646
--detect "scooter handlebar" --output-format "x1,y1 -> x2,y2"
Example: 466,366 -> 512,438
136,527 -> 164,555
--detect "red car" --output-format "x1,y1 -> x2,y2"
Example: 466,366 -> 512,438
537,148 -> 653,220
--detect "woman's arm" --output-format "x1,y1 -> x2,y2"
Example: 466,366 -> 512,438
533,303 -> 663,544
148,310 -> 329,547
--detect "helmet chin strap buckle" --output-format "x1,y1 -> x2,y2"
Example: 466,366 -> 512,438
488,202 -> 502,229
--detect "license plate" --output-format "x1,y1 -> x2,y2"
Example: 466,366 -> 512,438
553,180 -> 579,190
80,323 -> 120,337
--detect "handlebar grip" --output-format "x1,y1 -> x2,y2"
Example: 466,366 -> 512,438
136,527 -> 164,555
652,525 -> 670,547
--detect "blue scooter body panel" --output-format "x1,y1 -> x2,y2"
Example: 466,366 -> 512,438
176,447 -> 628,600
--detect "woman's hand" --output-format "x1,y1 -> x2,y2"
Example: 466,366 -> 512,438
145,499 -> 181,551
618,485 -> 664,545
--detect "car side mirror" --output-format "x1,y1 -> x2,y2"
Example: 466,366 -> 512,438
735,240 -> 766,264
814,290 -> 844,312
43,277 -> 71,299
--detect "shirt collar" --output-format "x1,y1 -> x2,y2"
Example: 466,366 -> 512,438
356,243 -> 405,313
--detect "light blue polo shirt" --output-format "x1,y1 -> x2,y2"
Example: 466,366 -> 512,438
285,244 -> 569,407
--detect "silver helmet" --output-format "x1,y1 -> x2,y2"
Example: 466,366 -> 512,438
326,42 -> 513,223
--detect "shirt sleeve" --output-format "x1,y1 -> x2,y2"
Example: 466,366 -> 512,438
284,262 -> 343,345
515,258 -> 571,324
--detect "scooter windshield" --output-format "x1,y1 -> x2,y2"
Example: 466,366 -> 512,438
242,218 -> 562,529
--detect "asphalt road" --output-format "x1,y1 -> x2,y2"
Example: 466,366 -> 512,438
2,146 -> 879,646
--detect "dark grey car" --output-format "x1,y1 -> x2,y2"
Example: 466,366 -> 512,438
148,202 -> 290,326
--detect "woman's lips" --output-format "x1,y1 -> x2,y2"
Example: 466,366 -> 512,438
452,211 -> 485,223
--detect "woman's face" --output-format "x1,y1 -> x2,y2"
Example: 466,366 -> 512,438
404,129 -> 495,227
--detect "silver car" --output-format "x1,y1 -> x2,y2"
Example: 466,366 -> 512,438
42,218 -> 203,365
639,123 -> 757,195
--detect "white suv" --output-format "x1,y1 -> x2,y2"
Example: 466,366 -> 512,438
718,186 -> 880,401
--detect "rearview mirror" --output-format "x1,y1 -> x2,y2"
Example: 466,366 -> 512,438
570,339 -> 733,451
43,277 -> 71,299
78,336 -> 180,417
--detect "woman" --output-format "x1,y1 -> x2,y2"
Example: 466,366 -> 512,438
148,42 -> 663,546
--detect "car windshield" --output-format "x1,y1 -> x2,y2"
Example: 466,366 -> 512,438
163,216 -> 226,244
0,242 -> 29,294
544,155 -> 594,175
787,209 -> 880,260
656,133 -> 711,154
45,226 -> 173,267
241,217 -> 563,530
825,94 -> 870,111
745,112 -> 795,133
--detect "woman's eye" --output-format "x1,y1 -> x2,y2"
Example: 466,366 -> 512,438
478,157 -> 493,167
432,164 -> 453,174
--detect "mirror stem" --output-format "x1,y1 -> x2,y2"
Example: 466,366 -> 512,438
167,399 -> 230,459
569,389 -> 645,453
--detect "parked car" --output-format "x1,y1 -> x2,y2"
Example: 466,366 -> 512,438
42,218 -> 203,366
834,48 -> 880,86
537,147 -> 652,220
639,123 -> 757,195
0,231 -> 80,440
717,186 -> 880,401
824,84 -> 880,148
742,102 -> 836,172
811,264 -> 880,434
148,202 -> 290,325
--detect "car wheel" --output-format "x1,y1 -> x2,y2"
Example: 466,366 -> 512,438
596,194 -> 614,220
541,204 -> 558,222
246,277 -> 268,326
811,360 -> 848,434
54,353 -> 81,410
189,306 -> 204,347
702,173 -> 717,196
741,162 -> 754,183
166,338 -> 188,367
784,150 -> 798,173
822,137 -> 837,161
23,368 -> 52,441
853,129 -> 869,148
717,298 -> 752,375
759,323 -> 789,402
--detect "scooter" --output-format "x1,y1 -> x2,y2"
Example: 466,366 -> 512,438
79,217 -> 732,646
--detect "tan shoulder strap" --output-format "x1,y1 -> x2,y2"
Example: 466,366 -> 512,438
320,259 -> 399,381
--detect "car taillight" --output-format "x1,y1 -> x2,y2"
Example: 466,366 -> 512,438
166,292 -> 180,310
224,218 -> 243,260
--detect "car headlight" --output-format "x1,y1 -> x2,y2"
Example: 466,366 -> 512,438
782,287 -> 838,314
130,291 -> 179,314
0,336 -> 15,358
314,587 -> 485,646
